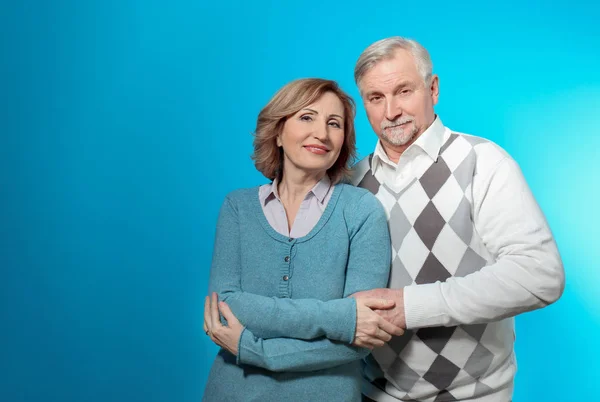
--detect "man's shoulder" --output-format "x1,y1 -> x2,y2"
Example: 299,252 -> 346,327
449,131 -> 508,153
446,131 -> 512,166
348,155 -> 374,186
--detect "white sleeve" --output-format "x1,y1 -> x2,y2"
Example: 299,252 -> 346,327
403,155 -> 564,329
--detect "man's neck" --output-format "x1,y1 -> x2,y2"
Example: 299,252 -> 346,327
381,117 -> 437,164
381,136 -> 419,164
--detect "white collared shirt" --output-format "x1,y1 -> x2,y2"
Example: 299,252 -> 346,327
371,116 -> 450,192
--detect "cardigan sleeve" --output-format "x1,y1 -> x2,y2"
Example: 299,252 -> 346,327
237,328 -> 370,372
208,193 -> 357,343
235,190 -> 392,372
342,191 -> 392,297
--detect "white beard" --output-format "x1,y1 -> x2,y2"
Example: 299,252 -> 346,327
381,121 -> 418,146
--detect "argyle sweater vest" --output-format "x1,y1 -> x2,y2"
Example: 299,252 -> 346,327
352,133 -> 515,401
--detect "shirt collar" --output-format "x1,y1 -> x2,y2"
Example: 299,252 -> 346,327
260,175 -> 332,206
373,116 -> 447,169
310,175 -> 332,203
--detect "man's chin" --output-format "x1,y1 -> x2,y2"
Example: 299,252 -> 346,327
382,133 -> 416,147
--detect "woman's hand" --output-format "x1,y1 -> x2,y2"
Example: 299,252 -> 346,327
352,297 -> 405,349
204,292 -> 244,356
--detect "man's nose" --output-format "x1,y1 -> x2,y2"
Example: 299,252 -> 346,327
385,97 -> 402,122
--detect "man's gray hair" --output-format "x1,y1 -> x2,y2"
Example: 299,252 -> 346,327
354,37 -> 433,91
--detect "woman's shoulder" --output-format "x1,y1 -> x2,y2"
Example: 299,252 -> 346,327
224,186 -> 259,200
219,186 -> 262,210
335,183 -> 379,206
333,184 -> 385,223
331,185 -> 387,236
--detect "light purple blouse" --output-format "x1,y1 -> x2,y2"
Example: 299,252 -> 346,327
258,176 -> 334,238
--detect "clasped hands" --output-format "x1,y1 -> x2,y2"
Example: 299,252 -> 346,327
203,288 -> 407,356
351,288 -> 406,349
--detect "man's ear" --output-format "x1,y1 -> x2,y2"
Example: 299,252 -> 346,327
430,74 -> 440,106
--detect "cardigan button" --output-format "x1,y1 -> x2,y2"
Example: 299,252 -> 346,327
284,256 -> 290,262
283,275 -> 289,281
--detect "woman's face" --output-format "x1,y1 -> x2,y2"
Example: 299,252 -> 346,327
277,92 -> 345,179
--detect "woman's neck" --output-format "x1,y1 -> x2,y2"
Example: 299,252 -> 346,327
277,170 -> 326,205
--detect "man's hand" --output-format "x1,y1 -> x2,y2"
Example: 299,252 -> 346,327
353,288 -> 406,329
352,298 -> 405,349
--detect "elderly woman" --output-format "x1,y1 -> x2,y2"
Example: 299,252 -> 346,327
202,78 -> 403,402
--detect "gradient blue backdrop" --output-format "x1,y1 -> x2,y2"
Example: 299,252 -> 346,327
1,1 -> 598,401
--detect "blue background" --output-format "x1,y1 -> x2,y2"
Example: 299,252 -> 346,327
1,1 -> 598,401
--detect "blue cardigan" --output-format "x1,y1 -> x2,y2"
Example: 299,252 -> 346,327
203,183 -> 391,402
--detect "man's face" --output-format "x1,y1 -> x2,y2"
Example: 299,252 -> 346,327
359,49 -> 439,150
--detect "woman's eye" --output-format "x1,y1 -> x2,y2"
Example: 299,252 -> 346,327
329,121 -> 341,128
299,115 -> 313,121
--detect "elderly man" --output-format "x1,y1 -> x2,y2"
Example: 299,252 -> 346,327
351,37 -> 564,402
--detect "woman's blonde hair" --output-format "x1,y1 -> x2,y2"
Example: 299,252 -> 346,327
252,78 -> 356,183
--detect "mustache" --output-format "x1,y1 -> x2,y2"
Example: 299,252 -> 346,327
381,116 -> 413,130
